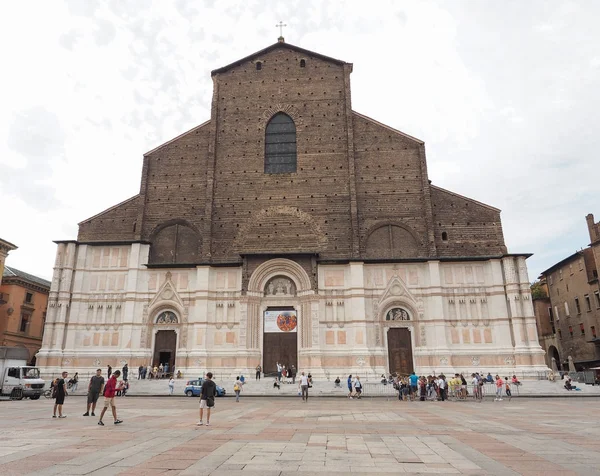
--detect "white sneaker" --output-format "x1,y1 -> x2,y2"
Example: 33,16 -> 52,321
494,398 -> 498,401
498,398 -> 503,401
206,422 -> 210,426
349,396 -> 353,399
197,421 -> 203,426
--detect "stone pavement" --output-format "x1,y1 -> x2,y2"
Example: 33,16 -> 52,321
0,396 -> 599,475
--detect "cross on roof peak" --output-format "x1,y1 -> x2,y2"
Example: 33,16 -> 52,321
276,21 -> 287,42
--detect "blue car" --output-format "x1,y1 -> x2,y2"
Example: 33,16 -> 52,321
184,379 -> 226,397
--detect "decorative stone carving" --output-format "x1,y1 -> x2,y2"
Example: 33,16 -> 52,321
356,357 -> 366,367
264,276 -> 296,296
471,356 -> 480,366
439,357 -> 448,366
385,308 -> 410,321
420,325 -> 427,346
504,356 -> 515,366
156,311 -> 178,324
93,359 -> 101,366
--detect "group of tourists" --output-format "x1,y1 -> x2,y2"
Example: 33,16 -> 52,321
50,368 -> 124,425
384,371 -> 520,402
275,362 -> 297,384
137,363 -> 179,379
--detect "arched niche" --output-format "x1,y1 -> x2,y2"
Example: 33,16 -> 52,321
149,221 -> 201,264
364,224 -> 421,259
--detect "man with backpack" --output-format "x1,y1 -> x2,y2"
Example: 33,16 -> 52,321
198,372 -> 216,426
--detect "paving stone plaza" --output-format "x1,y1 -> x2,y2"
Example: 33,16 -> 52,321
1,396 -> 599,475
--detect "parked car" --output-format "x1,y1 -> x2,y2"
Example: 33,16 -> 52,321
184,379 -> 226,397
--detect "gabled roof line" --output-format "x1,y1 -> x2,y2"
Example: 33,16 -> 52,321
143,120 -> 210,156
3,266 -> 51,288
211,41 -> 350,76
352,111 -> 424,144
78,195 -> 140,225
430,185 -> 501,212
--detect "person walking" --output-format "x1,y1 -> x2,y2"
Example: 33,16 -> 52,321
255,364 -> 262,380
234,376 -> 242,402
504,377 -> 512,401
198,372 -> 217,426
70,372 -> 79,391
354,376 -> 362,399
122,364 -> 128,381
52,371 -> 69,418
168,377 -> 175,395
276,362 -> 282,382
300,371 -> 309,402
494,375 -> 504,401
291,365 -> 297,384
83,368 -> 105,416
98,370 -> 123,425
347,374 -> 354,399
438,375 -> 447,401
138,365 -> 143,380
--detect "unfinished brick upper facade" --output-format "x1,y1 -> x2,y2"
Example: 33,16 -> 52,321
77,41 -> 507,264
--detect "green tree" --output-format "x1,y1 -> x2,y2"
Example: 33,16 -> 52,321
530,281 -> 547,299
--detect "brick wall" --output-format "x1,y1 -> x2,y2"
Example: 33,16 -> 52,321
76,42 -> 509,264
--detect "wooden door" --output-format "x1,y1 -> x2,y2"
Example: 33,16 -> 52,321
387,328 -> 414,375
263,333 -> 297,374
153,330 -> 177,370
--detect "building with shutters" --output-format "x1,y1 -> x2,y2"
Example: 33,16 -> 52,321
37,39 -> 547,378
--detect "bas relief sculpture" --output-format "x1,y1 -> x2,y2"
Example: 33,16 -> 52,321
264,276 -> 296,296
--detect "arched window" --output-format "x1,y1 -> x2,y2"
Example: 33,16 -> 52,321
265,113 -> 297,174
256,61 -> 262,70
149,222 -> 201,264
442,231 -> 448,241
300,59 -> 306,68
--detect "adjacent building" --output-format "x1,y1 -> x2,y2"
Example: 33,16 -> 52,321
36,39 -> 546,379
537,214 -> 600,370
0,238 -> 18,286
0,266 -> 51,364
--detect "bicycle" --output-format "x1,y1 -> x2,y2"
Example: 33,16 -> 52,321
43,388 -> 53,399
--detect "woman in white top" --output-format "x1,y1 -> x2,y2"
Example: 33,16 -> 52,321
168,377 -> 175,395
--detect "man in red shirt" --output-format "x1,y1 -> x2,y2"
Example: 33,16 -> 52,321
98,370 -> 123,425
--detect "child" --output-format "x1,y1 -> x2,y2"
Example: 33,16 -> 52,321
504,377 -> 512,400
494,375 -> 504,401
273,378 -> 280,390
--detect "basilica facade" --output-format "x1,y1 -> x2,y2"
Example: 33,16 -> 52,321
37,40 -> 547,378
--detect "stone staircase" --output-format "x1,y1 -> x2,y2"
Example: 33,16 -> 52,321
63,376 -> 600,398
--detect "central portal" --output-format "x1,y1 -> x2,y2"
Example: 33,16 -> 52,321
263,308 -> 298,374
387,327 -> 414,375
153,330 -> 177,374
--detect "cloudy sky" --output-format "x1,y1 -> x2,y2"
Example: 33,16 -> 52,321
1,0 -> 598,282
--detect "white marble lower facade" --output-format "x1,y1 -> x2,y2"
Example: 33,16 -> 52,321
37,242 -> 548,379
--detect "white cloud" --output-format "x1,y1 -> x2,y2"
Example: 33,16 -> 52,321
0,0 -> 598,281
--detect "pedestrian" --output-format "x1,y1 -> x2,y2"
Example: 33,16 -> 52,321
291,365 -> 297,384
138,365 -> 143,380
255,364 -> 262,380
347,374 -> 353,399
71,372 -> 79,391
505,377 -> 512,400
53,371 -> 69,418
300,371 -> 309,402
354,376 -> 362,399
107,365 -> 112,379
286,367 -> 292,384
98,369 -> 123,425
84,368 -> 105,416
164,362 -> 169,375
122,364 -> 128,381
471,373 -> 481,401
276,362 -> 282,382
334,377 -> 341,388
409,372 -> 419,400
168,377 -> 175,395
234,376 -> 242,402
197,372 -> 216,426
494,375 -> 504,401
240,374 -> 246,385
438,374 -> 447,401
121,380 -> 129,396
